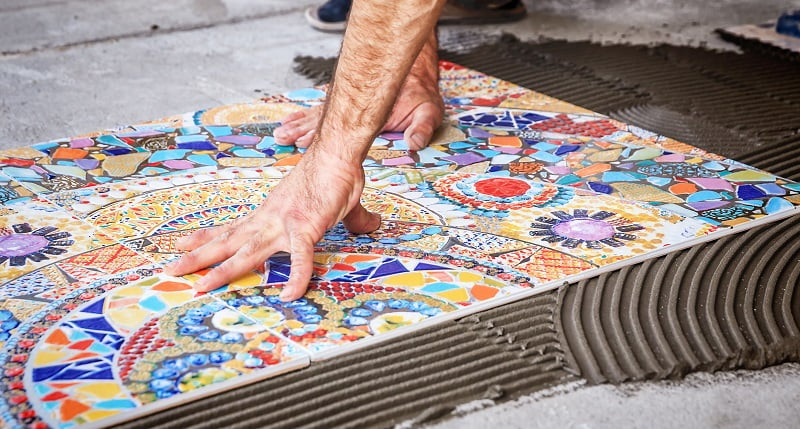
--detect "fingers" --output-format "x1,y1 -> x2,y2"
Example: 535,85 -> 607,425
403,102 -> 442,150
342,202 -> 381,234
194,237 -> 276,292
274,106 -> 322,146
174,227 -> 222,251
281,232 -> 316,301
294,129 -> 316,149
165,229 -> 240,277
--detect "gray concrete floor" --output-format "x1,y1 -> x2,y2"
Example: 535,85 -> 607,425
2,0 -> 800,428
428,363 -> 800,429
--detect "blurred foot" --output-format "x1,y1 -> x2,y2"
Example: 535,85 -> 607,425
305,0 -> 526,32
305,0 -> 352,32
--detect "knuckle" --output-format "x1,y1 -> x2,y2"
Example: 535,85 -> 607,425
178,252 -> 198,266
216,229 -> 235,243
212,261 -> 236,279
240,237 -> 267,257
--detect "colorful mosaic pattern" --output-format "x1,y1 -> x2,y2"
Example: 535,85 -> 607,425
2,62 -> 798,428
361,107 -> 800,226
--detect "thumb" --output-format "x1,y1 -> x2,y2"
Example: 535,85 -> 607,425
342,202 -> 381,235
403,102 -> 442,150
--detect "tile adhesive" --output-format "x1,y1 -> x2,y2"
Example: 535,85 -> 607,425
116,35 -> 800,429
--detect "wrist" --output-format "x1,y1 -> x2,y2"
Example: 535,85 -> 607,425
303,141 -> 366,176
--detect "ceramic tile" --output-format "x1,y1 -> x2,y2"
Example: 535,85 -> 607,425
118,295 -> 307,405
0,172 -> 36,205
364,113 -> 800,226
276,247 -> 531,303
50,163 -> 718,271
316,223 -> 592,285
446,99 -> 718,160
0,267 -> 158,428
0,123 -> 305,194
1,271 -> 307,429
438,61 -> 597,115
0,198 -> 153,287
366,107 -> 719,168
0,299 -> 44,350
46,168 -> 288,237
1,243 -> 158,304
216,282 -> 460,356
363,168 -> 717,266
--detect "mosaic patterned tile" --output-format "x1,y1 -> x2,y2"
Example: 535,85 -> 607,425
48,168 -> 289,241
438,61 -> 597,114
0,267 -> 160,428
121,224 -> 541,299
56,165 -> 714,274
217,282 -> 459,356
0,198 -> 150,286
365,168 -> 716,266
0,299 -> 44,350
48,166 -> 711,272
120,296 -> 307,406
316,223 -> 593,285
363,115 -> 800,226
366,107 -> 720,170
0,124 -> 303,194
0,172 -> 36,205
0,85 -> 332,198
276,248 -> 530,303
1,243 -> 157,303
1,271 -> 307,429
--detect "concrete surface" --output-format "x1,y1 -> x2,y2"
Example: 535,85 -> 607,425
2,0 -> 800,428
428,363 -> 800,429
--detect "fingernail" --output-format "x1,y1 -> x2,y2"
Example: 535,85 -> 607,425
279,288 -> 293,302
274,128 -> 285,138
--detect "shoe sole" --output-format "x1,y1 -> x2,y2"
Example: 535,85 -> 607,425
305,7 -> 347,32
437,3 -> 527,25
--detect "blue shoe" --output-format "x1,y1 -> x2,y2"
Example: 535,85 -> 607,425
776,9 -> 800,38
305,0 -> 352,32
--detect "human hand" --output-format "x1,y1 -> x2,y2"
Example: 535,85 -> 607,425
273,86 -> 443,151
164,152 -> 381,301
274,29 -> 443,151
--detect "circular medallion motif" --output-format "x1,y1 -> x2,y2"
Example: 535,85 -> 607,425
432,173 -> 571,214
529,209 -> 645,249
0,234 -> 49,257
551,218 -> 616,241
473,177 -> 531,198
0,223 -> 74,267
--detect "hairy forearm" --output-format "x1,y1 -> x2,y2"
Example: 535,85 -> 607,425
308,0 -> 446,165
405,29 -> 439,91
